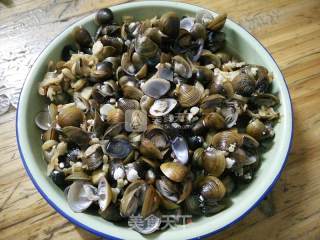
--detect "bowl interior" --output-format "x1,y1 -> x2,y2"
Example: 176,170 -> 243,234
17,1 -> 292,240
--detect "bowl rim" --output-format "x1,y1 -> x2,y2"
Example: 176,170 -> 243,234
16,1 -> 294,239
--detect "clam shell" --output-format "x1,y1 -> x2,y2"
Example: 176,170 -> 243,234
246,119 -> 266,140
118,75 -> 137,88
159,12 -> 180,38
122,85 -> 144,100
74,93 -> 90,113
171,136 -> 189,165
121,51 -> 136,76
149,98 -> 177,117
43,127 -> 58,141
195,10 -> 214,25
140,95 -> 155,113
98,177 -> 113,211
144,125 -> 169,150
191,22 -> 206,40
192,147 -> 204,167
185,194 -> 202,216
158,192 -> 180,209
104,80 -> 119,96
91,169 -> 106,185
80,86 -> 93,100
216,51 -> 231,64
230,148 -> 247,165
103,123 -> 124,138
198,176 -> 226,200
100,103 -> 115,117
231,72 -> 255,96
131,52 -> 147,69
240,134 -> 260,148
177,179 -> 193,203
93,111 -> 107,138
177,84 -> 202,108
203,112 -> 226,129
120,180 -> 146,217
203,149 -> 226,177
222,175 -> 235,195
209,130 -> 241,151
144,27 -> 167,45
209,78 -> 234,98
207,13 -> 227,31
128,132 -> 142,148
62,126 -> 90,147
106,138 -> 132,159
57,106 -> 84,128
141,185 -> 160,217
160,162 -> 188,183
140,156 -> 159,169
84,144 -> 103,170
48,103 -> 58,121
180,17 -> 195,32
156,63 -> 174,82
35,110 -> 51,131
199,51 -> 221,68
155,176 -> 179,202
135,35 -> 159,58
135,64 -> 148,79
106,108 -> 125,125
67,181 -> 98,212
141,78 -> 171,99
173,55 -> 192,79
200,94 -> 225,112
139,138 -> 163,160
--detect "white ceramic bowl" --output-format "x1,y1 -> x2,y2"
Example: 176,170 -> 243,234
16,1 -> 293,239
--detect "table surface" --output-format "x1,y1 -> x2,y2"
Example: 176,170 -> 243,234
0,0 -> 320,239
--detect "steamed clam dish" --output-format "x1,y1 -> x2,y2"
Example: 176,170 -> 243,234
36,7 -> 280,234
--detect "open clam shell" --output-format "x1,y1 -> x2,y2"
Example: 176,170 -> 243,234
35,110 -> 52,131
156,176 -> 179,202
67,181 -> 98,213
173,55 -> 192,79
84,144 -> 103,170
35,104 -> 57,131
141,185 -> 160,217
144,125 -> 169,150
171,136 -> 189,165
98,177 -> 113,211
106,138 -> 132,159
149,98 -> 177,117
120,180 -> 147,217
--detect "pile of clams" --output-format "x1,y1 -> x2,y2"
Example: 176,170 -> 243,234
36,8 -> 280,234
